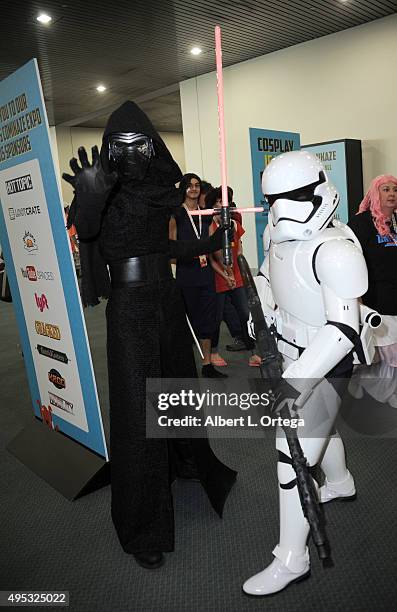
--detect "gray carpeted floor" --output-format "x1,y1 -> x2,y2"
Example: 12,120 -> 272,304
1,300 -> 396,612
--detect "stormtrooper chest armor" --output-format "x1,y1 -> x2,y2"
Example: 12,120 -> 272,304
268,226 -> 354,350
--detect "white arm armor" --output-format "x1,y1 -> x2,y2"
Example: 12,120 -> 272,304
354,304 -> 382,365
283,239 -> 368,382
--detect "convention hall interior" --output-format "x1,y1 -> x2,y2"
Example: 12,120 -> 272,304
1,1 -> 397,610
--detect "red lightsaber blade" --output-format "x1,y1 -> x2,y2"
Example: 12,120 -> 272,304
215,25 -> 232,265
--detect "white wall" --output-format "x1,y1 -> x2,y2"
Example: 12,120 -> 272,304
180,14 -> 397,268
55,127 -> 185,205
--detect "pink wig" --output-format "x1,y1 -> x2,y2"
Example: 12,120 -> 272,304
358,174 -> 397,236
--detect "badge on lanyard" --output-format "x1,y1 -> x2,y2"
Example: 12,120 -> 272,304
199,254 -> 208,267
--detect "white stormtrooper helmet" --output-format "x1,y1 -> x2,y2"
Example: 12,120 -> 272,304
262,150 -> 339,243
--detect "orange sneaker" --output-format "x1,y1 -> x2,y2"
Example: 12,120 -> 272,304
249,354 -> 262,367
211,353 -> 228,367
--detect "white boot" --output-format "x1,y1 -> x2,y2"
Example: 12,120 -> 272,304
319,469 -> 356,503
243,449 -> 312,597
243,547 -> 310,596
320,433 -> 356,503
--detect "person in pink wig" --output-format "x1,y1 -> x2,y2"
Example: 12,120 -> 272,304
348,174 -> 397,365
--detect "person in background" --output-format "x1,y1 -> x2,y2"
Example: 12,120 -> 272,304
199,180 -> 213,209
0,249 -> 12,302
228,186 -> 242,225
348,175 -> 397,365
203,181 -> 247,352
207,187 -> 261,367
64,205 -> 80,276
170,173 -> 227,378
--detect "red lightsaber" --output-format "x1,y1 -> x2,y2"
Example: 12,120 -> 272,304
191,28 -> 264,231
214,25 -> 232,265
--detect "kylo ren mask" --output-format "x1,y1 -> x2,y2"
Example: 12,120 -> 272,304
108,132 -> 154,180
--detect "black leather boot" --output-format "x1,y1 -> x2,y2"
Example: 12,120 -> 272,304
133,551 -> 165,569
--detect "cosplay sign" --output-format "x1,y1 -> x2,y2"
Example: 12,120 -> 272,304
249,128 -> 300,265
0,59 -> 107,458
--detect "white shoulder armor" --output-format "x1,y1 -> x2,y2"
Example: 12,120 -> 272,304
315,237 -> 368,299
332,218 -> 363,251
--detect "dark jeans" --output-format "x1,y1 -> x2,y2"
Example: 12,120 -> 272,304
212,286 -> 255,350
223,293 -> 242,338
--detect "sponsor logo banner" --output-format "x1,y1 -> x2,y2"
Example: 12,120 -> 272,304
21,264 -> 36,280
35,292 -> 48,312
0,60 -> 107,456
21,265 -> 54,281
35,320 -> 61,340
23,230 -> 38,253
48,368 -> 65,389
49,391 -> 73,414
36,344 -> 69,364
5,173 -> 33,194
8,204 -> 41,219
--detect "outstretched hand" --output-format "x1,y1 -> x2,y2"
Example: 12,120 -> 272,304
62,145 -> 117,197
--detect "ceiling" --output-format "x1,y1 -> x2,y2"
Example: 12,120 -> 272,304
1,0 -> 396,132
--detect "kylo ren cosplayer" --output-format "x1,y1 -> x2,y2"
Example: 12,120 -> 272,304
62,101 -> 237,569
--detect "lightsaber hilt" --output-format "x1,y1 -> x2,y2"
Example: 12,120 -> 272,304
220,203 -> 232,266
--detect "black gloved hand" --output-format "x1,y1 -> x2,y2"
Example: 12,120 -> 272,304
210,224 -> 235,252
270,378 -> 300,415
167,222 -> 234,260
62,145 -> 117,200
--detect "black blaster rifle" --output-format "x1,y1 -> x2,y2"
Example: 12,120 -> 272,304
237,253 -> 331,565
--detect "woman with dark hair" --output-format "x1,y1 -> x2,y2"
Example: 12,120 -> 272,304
349,174 -> 397,365
169,173 -> 226,378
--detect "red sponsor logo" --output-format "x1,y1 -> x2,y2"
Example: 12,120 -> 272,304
48,368 -> 65,390
27,266 -> 37,281
36,399 -> 59,431
35,292 -> 49,312
20,265 -> 37,281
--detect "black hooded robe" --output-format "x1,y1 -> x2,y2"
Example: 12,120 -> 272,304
70,102 -> 237,553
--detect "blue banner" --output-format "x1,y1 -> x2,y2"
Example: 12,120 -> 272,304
0,59 -> 107,458
249,128 -> 300,265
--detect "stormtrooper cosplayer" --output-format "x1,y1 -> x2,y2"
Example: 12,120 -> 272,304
243,150 -> 368,596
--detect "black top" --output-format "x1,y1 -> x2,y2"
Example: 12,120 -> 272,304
348,210 -> 397,315
175,207 -> 214,288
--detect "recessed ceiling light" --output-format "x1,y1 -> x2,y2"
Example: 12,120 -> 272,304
96,85 -> 107,93
36,13 -> 52,24
190,47 -> 202,56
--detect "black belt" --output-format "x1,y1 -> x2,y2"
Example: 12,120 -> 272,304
109,254 -> 172,288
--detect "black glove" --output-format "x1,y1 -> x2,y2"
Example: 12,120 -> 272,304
210,224 -> 235,252
62,145 -> 117,201
168,224 -> 235,260
270,378 -> 300,415
62,146 -> 118,240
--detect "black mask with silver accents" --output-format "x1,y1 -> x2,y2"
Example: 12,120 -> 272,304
108,132 -> 154,180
